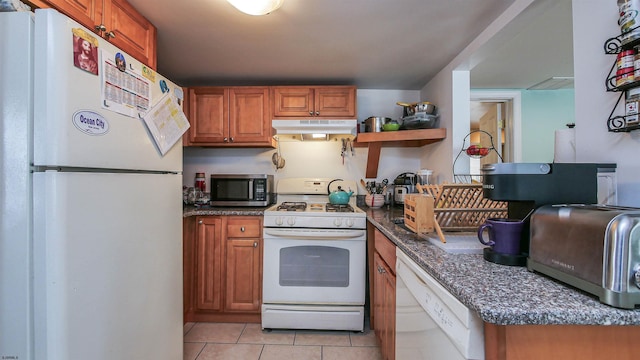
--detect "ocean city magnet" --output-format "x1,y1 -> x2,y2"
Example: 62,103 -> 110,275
72,110 -> 110,136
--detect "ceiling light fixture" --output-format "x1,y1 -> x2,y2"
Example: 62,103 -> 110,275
226,0 -> 284,16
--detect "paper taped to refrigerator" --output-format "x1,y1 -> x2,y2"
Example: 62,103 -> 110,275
100,49 -> 150,118
142,93 -> 190,156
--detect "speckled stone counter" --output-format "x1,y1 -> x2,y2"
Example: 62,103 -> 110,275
183,205 -> 268,217
365,206 -> 640,326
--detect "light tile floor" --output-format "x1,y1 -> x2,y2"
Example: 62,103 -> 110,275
183,320 -> 382,360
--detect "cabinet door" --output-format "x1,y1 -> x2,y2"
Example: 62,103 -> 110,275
374,252 -> 396,360
314,86 -> 356,117
225,238 -> 261,313
195,216 -> 223,311
383,266 -> 396,360
103,0 -> 157,69
187,87 -> 229,144
272,87 -> 314,117
373,253 -> 385,346
30,0 -> 101,30
225,216 -> 262,312
183,217 -> 196,316
229,87 -> 272,145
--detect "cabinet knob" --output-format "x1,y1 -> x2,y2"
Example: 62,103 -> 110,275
309,111 -> 313,116
230,137 -> 234,142
95,24 -> 107,32
224,137 -> 228,142
253,242 -> 258,248
241,226 -> 245,232
198,220 -> 203,224
105,31 -> 115,39
315,111 -> 320,116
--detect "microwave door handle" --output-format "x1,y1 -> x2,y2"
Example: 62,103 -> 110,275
248,180 -> 254,200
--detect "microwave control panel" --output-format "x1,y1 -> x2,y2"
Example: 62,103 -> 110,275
254,179 -> 267,201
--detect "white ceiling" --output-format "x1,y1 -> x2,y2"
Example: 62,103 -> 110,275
127,0 -> 573,90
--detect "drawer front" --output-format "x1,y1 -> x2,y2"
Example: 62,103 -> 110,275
374,229 -> 396,272
227,217 -> 262,238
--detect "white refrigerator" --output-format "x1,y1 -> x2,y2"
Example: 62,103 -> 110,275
1,9 -> 184,360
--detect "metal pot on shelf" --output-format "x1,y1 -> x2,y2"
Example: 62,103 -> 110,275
396,101 -> 437,117
364,117 -> 391,132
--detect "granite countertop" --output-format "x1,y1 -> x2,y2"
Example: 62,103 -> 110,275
365,206 -> 640,326
183,205 -> 269,217
184,204 -> 640,325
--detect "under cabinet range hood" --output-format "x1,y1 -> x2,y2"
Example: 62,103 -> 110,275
272,119 -> 357,140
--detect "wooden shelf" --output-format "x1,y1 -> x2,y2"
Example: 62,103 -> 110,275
355,128 -> 446,178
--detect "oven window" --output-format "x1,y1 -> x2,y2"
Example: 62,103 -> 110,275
279,246 -> 349,287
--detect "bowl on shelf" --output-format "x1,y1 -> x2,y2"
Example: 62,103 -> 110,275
364,194 -> 385,208
382,122 -> 401,131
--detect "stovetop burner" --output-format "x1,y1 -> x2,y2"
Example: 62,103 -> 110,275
326,203 -> 355,213
274,202 -> 356,213
276,202 -> 307,211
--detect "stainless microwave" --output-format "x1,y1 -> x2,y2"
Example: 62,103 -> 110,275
210,174 -> 275,207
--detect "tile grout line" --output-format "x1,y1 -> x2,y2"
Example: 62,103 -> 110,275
236,323 -> 248,344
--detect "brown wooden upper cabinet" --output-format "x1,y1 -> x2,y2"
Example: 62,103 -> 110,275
271,86 -> 357,118
26,0 -> 157,69
184,87 -> 274,147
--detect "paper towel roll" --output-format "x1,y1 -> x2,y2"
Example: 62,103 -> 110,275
554,128 -> 576,162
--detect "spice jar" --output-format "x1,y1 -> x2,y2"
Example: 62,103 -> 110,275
619,0 -> 640,44
626,88 -> 640,125
617,49 -> 636,87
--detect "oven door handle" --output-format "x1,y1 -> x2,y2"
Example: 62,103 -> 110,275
263,228 -> 365,239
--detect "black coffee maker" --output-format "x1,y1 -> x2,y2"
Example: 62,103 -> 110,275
481,162 -> 616,265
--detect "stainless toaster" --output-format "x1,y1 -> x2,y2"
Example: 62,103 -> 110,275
528,204 -> 640,309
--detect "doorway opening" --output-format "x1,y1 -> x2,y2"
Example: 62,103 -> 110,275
470,90 -> 522,173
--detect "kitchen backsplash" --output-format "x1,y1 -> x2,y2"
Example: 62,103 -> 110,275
182,141 -> 424,195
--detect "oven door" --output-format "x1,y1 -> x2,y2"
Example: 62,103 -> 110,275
262,227 -> 366,305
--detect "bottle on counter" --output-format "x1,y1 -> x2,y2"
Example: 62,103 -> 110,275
195,172 -> 206,192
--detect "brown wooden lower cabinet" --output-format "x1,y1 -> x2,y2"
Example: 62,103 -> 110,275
484,323 -> 640,360
183,215 -> 262,323
369,223 -> 396,360
373,253 -> 395,360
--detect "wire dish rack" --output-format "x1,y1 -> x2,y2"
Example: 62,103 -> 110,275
422,183 -> 508,232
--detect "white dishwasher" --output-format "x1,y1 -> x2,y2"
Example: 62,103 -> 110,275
395,249 -> 485,359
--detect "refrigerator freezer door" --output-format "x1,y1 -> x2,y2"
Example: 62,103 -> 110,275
0,11 -> 34,360
33,9 -> 183,172
33,171 -> 183,360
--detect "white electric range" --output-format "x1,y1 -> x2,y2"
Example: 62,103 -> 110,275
262,178 -> 367,332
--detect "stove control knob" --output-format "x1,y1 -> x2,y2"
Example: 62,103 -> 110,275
275,217 -> 284,226
346,218 -> 355,227
334,218 -> 343,227
287,217 -> 296,226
